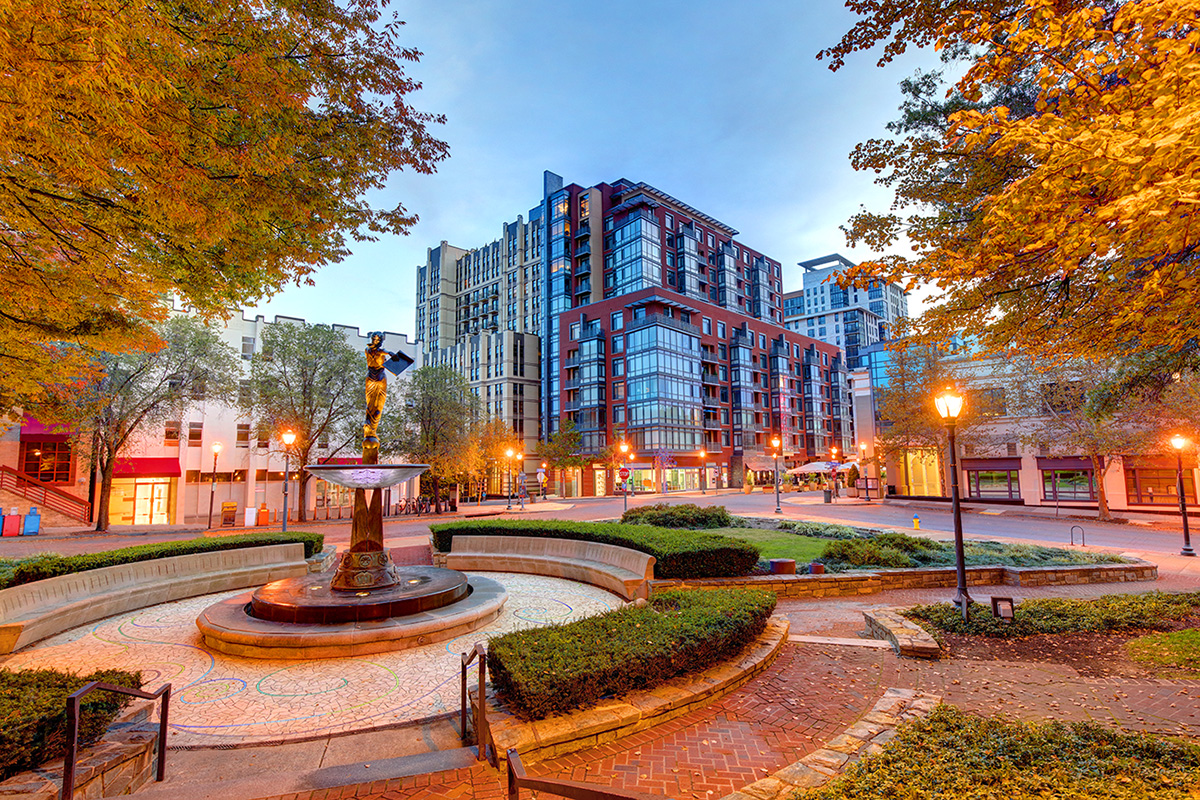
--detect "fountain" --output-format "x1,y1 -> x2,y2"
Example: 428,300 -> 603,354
197,333 -> 506,658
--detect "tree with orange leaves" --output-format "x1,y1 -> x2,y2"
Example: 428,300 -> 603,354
0,0 -> 447,414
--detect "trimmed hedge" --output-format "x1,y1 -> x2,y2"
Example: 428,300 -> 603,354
810,704 -> 1200,799
778,520 -> 865,540
620,503 -> 735,529
1,668 -> 143,780
820,531 -> 1126,572
430,519 -> 759,579
907,591 -> 1200,638
2,532 -> 324,590
487,588 -> 776,720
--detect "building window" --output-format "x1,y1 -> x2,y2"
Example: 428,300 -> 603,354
967,470 -> 1021,500
1042,469 -> 1095,502
570,322 -> 581,341
1006,442 -> 1018,457
611,312 -> 623,331
188,422 -> 203,447
257,429 -> 269,449
612,335 -> 624,353
164,421 -> 181,446
238,380 -> 251,407
702,317 -> 712,335
237,424 -> 251,448
1126,469 -> 1196,505
718,321 -> 726,339
613,381 -> 626,400
20,441 -> 71,484
242,336 -> 255,360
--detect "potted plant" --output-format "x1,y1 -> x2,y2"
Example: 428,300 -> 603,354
845,464 -> 860,498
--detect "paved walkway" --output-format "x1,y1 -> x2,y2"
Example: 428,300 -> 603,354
245,577 -> 1200,800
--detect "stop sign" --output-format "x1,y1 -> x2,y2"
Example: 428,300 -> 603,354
619,467 -> 630,480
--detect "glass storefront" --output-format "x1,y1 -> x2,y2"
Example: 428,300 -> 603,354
967,469 -> 1021,500
1125,468 -> 1196,505
1042,469 -> 1095,502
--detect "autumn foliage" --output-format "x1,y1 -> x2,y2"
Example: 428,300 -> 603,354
830,0 -> 1199,361
0,0 -> 447,412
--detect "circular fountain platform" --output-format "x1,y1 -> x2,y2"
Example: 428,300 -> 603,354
197,571 -> 506,660
251,567 -> 469,624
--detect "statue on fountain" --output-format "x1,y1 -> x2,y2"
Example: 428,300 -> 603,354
362,331 -> 414,464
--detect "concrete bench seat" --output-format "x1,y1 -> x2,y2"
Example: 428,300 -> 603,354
0,543 -> 308,654
445,535 -> 654,600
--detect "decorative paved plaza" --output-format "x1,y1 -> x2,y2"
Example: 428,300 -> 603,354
1,572 -> 621,746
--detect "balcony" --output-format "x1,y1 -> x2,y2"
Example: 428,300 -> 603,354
701,350 -> 717,363
702,395 -> 720,408
703,417 -> 721,430
702,372 -> 720,385
625,313 -> 701,338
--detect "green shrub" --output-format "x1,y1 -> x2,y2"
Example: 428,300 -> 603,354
487,588 -> 776,720
820,532 -> 1125,572
620,503 -> 734,529
821,538 -> 918,569
906,591 -> 1200,638
4,532 -> 324,589
0,668 -> 143,780
430,519 -> 759,579
809,704 -> 1200,799
778,521 -> 863,540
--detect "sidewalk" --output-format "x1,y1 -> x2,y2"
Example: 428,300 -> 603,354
885,497 -> 1196,530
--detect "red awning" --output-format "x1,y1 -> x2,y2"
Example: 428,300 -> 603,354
20,414 -> 71,443
113,458 -> 182,478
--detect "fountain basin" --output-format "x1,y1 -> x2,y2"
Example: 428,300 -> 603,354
250,567 -> 469,624
197,574 -> 506,659
304,463 -> 429,490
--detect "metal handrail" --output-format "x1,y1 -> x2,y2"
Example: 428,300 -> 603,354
62,681 -> 170,800
0,465 -> 92,522
460,643 -> 492,764
507,749 -> 668,800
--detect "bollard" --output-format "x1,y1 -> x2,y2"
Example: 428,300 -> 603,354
913,514 -> 920,530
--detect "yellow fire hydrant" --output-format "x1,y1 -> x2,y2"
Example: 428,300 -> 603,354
913,515 -> 920,530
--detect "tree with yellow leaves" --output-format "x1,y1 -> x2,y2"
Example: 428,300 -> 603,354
828,0 -> 1199,364
0,0 -> 448,414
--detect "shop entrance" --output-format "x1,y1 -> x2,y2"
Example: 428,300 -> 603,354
132,479 -> 172,525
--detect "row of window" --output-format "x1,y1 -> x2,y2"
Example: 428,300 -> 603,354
966,467 -> 1198,505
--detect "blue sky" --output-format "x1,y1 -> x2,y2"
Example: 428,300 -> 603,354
250,1 -> 941,336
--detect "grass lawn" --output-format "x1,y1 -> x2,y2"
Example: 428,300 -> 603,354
708,528 -> 827,564
1127,628 -> 1200,678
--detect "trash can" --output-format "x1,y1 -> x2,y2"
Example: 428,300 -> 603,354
3,509 -> 22,536
823,489 -> 832,503
22,507 -> 40,535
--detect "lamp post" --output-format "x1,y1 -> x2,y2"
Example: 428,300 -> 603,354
505,448 -> 515,511
620,442 -> 630,513
699,449 -> 707,495
207,442 -> 222,528
860,442 -> 870,501
831,445 -> 839,501
281,430 -> 296,532
541,462 -> 548,499
935,388 -> 970,619
772,436 -> 782,514
1171,436 -> 1195,557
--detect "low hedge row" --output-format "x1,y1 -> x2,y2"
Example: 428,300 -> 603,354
1,668 -> 143,780
620,503 -> 736,529
811,705 -> 1200,799
2,532 -> 324,589
820,531 -> 1126,571
907,591 -> 1200,638
430,519 -> 759,579
487,588 -> 776,720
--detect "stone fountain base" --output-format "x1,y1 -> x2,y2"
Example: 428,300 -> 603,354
196,573 -> 506,659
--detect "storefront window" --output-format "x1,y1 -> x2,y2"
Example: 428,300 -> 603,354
967,469 -> 1020,500
1125,469 -> 1196,505
20,441 -> 71,484
1042,470 -> 1095,502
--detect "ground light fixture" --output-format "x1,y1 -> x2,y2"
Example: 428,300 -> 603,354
772,436 -> 782,514
281,430 -> 296,532
207,442 -> 223,529
935,388 -> 971,619
699,448 -> 707,495
1171,435 -> 1195,557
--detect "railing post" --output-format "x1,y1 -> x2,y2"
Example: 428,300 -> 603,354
460,659 -> 469,740
507,752 -> 518,800
60,693 -> 82,800
477,651 -> 488,763
157,686 -> 170,782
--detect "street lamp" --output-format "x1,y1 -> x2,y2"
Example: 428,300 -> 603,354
541,462 -> 548,499
772,436 -> 782,514
1171,435 -> 1195,557
620,442 -> 630,513
860,441 -> 870,501
207,442 -> 222,529
281,430 -> 296,532
505,448 -> 515,511
830,445 -> 839,500
699,448 -> 707,495
935,388 -> 970,619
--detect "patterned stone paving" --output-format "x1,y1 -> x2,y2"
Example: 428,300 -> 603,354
0,572 -> 621,746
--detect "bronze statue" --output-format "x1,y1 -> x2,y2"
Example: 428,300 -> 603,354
362,331 -> 413,464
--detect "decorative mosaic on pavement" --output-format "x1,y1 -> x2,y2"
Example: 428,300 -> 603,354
1,572 -> 620,747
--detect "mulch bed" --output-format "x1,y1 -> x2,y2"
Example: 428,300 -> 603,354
941,617 -> 1200,678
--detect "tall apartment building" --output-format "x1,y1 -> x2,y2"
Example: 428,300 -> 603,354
781,254 -> 908,370
416,172 -> 852,495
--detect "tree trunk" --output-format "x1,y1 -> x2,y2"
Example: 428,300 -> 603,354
1093,454 -> 1112,521
297,472 -> 309,522
95,459 -> 115,532
433,474 -> 442,514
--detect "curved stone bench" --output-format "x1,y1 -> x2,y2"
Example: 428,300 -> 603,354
0,543 -> 308,653
445,535 -> 654,600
